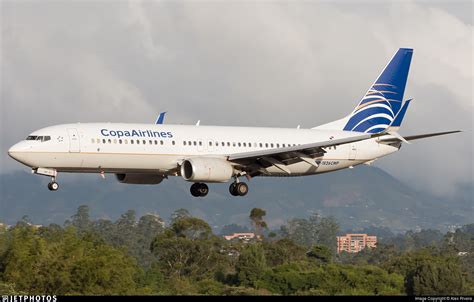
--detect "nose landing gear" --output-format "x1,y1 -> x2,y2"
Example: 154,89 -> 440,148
47,180 -> 59,191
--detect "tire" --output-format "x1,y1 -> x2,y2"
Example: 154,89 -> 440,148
229,183 -> 238,196
190,183 -> 201,197
198,183 -> 209,197
48,182 -> 59,191
236,182 -> 248,196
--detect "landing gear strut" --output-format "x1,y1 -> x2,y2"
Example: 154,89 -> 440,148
229,182 -> 248,197
190,183 -> 209,197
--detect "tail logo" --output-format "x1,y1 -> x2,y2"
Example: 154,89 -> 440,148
343,83 -> 400,134
343,48 -> 413,134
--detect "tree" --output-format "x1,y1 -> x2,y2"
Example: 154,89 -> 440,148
66,205 -> 91,232
412,260 -> 464,295
282,214 -> 339,252
263,238 -> 306,267
170,208 -> 191,224
236,244 -> 267,287
0,224 -> 144,295
151,216 -> 227,280
385,250 -> 466,295
249,208 -> 267,237
307,245 -> 332,264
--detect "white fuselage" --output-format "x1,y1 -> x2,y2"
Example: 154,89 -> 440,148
8,123 -> 399,178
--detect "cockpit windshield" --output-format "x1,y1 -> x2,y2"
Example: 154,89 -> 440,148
26,135 -> 51,142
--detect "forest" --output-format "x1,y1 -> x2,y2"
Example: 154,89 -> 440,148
0,206 -> 472,296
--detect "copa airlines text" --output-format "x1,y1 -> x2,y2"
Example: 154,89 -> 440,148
8,48 -> 460,197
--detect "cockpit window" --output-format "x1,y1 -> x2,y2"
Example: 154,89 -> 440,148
26,135 -> 51,142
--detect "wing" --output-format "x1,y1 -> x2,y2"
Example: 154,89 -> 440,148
228,133 -> 372,176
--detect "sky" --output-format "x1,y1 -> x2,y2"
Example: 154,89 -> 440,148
0,0 -> 472,197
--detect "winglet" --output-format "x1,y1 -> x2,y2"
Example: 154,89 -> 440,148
155,112 -> 166,124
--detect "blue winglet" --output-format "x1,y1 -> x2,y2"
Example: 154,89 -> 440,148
155,112 -> 166,124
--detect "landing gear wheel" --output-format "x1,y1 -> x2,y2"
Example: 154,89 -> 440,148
198,183 -> 209,197
229,182 -> 248,196
190,183 -> 209,197
190,183 -> 201,197
229,183 -> 238,196
236,182 -> 248,196
48,182 -> 59,191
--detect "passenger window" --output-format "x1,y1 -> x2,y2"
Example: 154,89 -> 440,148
125,140 -> 128,144
265,143 -> 268,148
233,142 -> 236,147
143,140 -> 146,144
193,141 -> 197,146
259,143 -> 263,148
243,142 -> 246,147
282,144 -> 286,148
172,141 -> 175,145
119,139 -> 122,144
113,139 -> 117,144
131,140 -> 134,144
183,141 -> 187,146
209,141 -> 212,146
108,139 -> 112,144
102,139 -> 106,144
188,141 -> 192,146
199,141 -> 202,146
26,136 -> 38,141
149,140 -> 152,145
91,138 -> 95,143
227,142 -> 230,147
160,140 -> 164,145
137,140 -> 140,144
277,144 -> 280,148
221,142 -> 225,146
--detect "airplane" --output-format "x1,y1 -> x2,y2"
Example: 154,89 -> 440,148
8,48 -> 460,197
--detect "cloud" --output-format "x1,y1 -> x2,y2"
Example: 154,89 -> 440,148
1,0 -> 472,196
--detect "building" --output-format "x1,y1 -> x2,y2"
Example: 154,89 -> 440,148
337,233 -> 377,253
223,232 -> 256,242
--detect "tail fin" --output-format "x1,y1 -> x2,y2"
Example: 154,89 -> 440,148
386,99 -> 411,132
342,48 -> 413,134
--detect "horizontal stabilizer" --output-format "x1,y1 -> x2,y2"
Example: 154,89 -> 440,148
379,130 -> 461,143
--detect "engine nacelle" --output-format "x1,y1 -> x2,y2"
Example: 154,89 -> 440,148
115,173 -> 164,185
180,158 -> 234,183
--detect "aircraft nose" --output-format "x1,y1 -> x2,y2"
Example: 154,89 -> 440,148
8,143 -> 20,159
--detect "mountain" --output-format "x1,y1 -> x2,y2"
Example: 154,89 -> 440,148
0,166 -> 471,232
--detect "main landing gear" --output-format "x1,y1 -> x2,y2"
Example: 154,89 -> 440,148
229,182 -> 248,197
189,181 -> 249,197
190,183 -> 209,197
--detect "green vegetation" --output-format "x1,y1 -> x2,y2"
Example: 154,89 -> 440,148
0,205 -> 472,295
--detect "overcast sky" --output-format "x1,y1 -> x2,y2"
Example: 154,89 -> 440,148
1,0 -> 472,197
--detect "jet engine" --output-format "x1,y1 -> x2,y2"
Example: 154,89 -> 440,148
115,173 -> 164,185
180,158 -> 234,183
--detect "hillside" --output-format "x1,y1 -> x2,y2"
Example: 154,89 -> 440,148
0,166 -> 471,232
